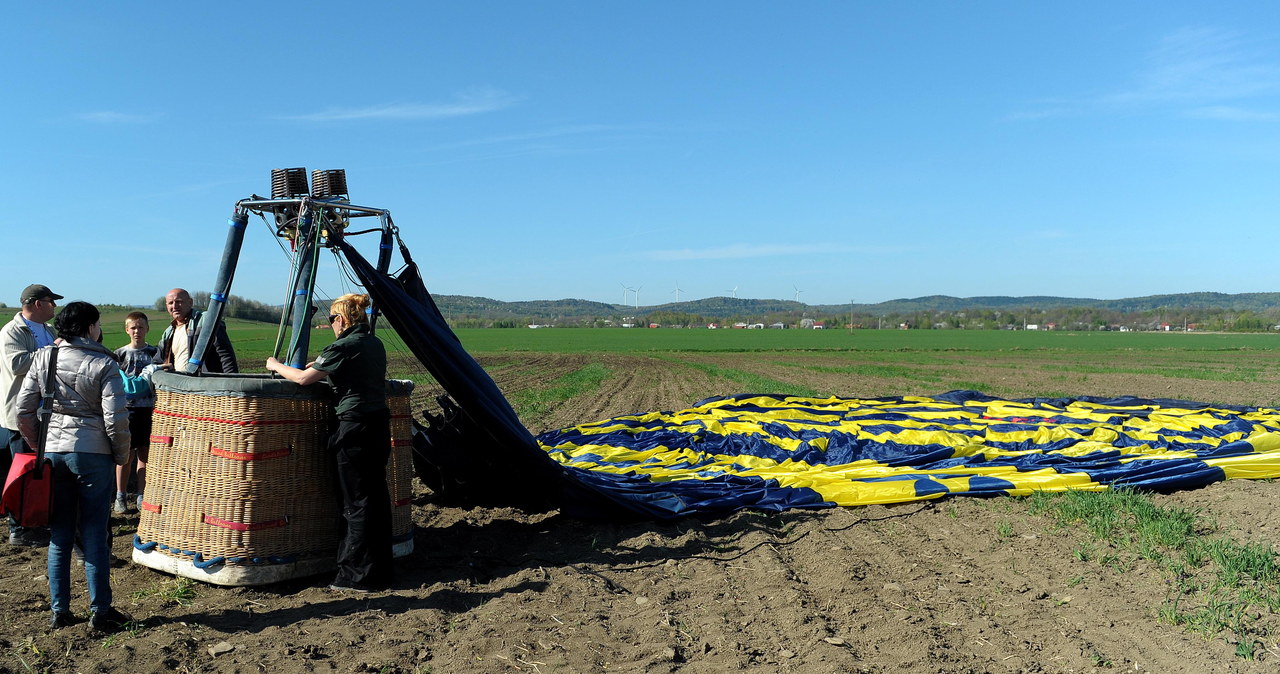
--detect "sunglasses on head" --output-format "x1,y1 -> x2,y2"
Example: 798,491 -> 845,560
328,314 -> 340,323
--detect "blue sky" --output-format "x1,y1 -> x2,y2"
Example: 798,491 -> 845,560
5,2 -> 1280,308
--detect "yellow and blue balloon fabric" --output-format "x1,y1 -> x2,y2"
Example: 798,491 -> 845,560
536,390 -> 1280,519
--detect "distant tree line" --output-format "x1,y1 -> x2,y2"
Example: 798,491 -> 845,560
438,305 -> 1280,332
145,292 -> 1280,332
152,292 -> 280,323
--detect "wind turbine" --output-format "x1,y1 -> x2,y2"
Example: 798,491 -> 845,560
634,285 -> 642,309
672,282 -> 684,303
793,285 -> 804,303
619,282 -> 632,306
728,286 -> 738,299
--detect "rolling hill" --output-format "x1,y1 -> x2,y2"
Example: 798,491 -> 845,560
430,291 -> 1280,322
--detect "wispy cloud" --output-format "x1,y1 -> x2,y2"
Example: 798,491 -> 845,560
1011,27 -> 1280,120
76,111 -> 160,124
1107,27 -> 1278,106
646,243 -> 859,261
280,87 -> 518,122
426,124 -> 639,150
1185,105 -> 1277,120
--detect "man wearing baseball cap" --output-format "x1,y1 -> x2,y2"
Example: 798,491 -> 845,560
1,284 -> 62,546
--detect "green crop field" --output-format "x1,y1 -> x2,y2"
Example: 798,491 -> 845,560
97,312 -> 317,364
89,315 -> 1280,413
98,312 -> 356,365
93,309 -> 1280,364
445,326 -> 1280,354
441,328 -> 1280,416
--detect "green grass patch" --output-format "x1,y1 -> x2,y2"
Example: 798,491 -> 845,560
131,577 -> 198,606
777,362 -> 946,383
1028,489 -> 1280,657
944,380 -> 996,392
664,358 -> 818,397
1041,363 -> 1263,382
507,362 -> 612,422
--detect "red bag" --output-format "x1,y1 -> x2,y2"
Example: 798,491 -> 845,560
2,453 -> 52,527
2,345 -> 58,527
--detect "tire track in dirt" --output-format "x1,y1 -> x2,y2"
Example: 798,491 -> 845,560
527,354 -> 723,433
766,506 -> 997,672
674,515 -> 862,671
796,501 -> 1244,673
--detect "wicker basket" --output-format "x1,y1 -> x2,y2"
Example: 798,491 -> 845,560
132,372 -> 416,586
386,379 -> 416,555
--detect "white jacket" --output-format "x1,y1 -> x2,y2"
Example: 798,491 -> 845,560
16,337 -> 129,464
0,312 -> 41,430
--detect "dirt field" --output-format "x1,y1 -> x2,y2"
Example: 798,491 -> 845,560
3,351 -> 1280,673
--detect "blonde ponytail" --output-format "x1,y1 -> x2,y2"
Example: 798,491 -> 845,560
330,293 -> 371,327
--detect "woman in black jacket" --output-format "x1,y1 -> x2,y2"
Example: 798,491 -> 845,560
265,293 -> 392,592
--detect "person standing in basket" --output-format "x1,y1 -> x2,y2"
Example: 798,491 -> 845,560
1,284 -> 61,547
265,293 -> 393,592
16,301 -> 133,632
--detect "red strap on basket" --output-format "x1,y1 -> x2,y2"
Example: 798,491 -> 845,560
140,500 -> 161,513
390,439 -> 412,447
150,435 -> 173,445
154,409 -> 316,426
393,497 -> 412,507
203,515 -> 288,531
209,446 -> 292,461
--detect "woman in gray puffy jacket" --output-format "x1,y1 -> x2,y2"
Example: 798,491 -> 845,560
16,301 -> 132,633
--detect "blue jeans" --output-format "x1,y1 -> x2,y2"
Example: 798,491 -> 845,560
47,452 -> 114,614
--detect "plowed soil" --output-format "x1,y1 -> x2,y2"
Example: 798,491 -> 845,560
3,351 -> 1280,673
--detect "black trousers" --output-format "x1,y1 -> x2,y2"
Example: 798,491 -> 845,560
331,410 -> 394,587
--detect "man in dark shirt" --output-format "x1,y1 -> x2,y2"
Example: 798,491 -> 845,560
155,288 -> 238,374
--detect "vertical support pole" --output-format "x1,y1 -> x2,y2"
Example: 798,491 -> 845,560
187,211 -> 249,374
370,212 -> 394,335
285,207 -> 319,369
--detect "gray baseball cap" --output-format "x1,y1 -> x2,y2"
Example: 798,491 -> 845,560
20,284 -> 64,305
